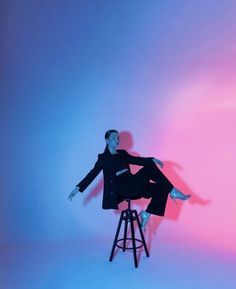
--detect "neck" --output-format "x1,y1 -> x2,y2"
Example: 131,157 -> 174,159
108,146 -> 117,154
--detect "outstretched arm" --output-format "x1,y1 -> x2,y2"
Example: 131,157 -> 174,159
124,150 -> 153,166
124,150 -> 164,168
68,155 -> 102,201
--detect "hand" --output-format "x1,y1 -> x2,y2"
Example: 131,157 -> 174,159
152,158 -> 164,168
68,187 -> 80,201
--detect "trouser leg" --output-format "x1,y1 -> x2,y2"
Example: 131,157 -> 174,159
116,162 -> 174,216
133,162 -> 174,216
139,162 -> 174,192
142,183 -> 169,216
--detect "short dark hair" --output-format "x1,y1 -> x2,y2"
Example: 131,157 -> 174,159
104,129 -> 119,139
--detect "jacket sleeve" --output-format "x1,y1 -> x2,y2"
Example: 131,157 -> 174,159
123,150 -> 154,166
76,155 -> 103,192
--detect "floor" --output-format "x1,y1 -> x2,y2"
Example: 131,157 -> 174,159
2,229 -> 236,289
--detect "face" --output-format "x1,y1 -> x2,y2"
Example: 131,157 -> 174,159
106,132 -> 120,149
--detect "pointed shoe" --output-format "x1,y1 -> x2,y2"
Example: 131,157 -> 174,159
139,211 -> 150,230
170,190 -> 191,205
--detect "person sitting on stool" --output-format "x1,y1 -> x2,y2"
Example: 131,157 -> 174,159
68,129 -> 191,229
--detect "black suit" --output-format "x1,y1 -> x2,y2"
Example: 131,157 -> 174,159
77,146 -> 174,216
77,146 -> 154,209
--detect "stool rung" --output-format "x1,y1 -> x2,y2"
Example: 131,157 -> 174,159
116,238 -> 144,250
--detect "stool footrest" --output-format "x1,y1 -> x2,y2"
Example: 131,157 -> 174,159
116,238 -> 144,250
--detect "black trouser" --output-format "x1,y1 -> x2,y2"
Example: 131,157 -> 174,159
115,162 -> 174,216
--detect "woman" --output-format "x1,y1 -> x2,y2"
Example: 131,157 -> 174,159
68,129 -> 191,229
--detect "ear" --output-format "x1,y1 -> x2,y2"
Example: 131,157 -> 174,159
105,139 -> 109,144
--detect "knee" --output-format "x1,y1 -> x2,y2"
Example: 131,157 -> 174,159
143,160 -> 159,172
143,160 -> 155,168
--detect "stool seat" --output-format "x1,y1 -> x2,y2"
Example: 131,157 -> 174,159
109,199 -> 149,268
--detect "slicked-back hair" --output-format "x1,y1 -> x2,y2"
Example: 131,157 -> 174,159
104,129 -> 119,140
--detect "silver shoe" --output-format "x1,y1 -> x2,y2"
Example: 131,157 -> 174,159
139,211 -> 150,230
170,189 -> 191,205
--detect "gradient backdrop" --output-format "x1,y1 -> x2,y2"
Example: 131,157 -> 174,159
1,1 -> 236,289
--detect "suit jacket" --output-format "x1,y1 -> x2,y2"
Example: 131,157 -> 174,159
77,146 -> 154,209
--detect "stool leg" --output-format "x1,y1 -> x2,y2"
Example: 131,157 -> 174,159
123,211 -> 128,252
109,210 -> 124,262
130,211 -> 138,268
134,210 -> 149,257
